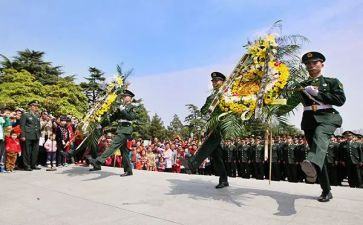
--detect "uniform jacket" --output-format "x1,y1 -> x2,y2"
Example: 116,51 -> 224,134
108,104 -> 137,135
339,141 -> 362,164
20,111 -> 41,140
286,76 -> 346,130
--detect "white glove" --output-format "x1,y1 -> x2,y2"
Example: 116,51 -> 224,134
305,85 -> 319,96
119,105 -> 125,111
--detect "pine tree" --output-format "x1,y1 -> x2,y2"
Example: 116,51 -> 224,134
149,114 -> 167,140
80,67 -> 106,106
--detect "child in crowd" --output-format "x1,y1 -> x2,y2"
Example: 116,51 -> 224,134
5,131 -> 21,172
44,133 -> 57,171
0,109 -> 12,172
157,157 -> 165,172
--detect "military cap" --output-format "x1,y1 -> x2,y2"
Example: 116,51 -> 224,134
211,72 -> 226,81
255,136 -> 262,140
302,51 -> 326,64
342,131 -> 355,136
122,89 -> 135,98
28,100 -> 40,106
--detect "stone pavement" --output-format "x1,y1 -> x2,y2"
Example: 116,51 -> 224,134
0,165 -> 362,225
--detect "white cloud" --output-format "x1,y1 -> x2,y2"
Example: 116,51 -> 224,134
129,61 -> 235,125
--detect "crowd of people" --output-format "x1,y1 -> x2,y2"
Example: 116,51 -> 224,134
0,106 -> 362,188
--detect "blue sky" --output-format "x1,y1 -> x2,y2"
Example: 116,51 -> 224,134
1,0 -> 363,131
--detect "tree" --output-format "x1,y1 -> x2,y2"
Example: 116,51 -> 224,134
149,113 -> 167,140
132,103 -> 151,140
167,114 -> 186,139
80,67 -> 106,106
184,104 -> 206,139
43,80 -> 88,118
0,68 -> 88,118
0,69 -> 44,108
0,49 -> 63,85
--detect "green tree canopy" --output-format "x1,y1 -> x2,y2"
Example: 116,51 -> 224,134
80,67 -> 106,106
149,113 -> 167,140
132,103 -> 151,140
0,49 -> 63,85
0,68 -> 87,118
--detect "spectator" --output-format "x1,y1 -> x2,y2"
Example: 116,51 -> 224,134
56,116 -> 70,167
5,130 -> 21,172
157,157 -> 165,172
163,144 -> 173,172
44,133 -> 57,171
146,146 -> 156,171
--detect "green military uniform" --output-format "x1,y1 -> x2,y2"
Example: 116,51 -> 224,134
271,143 -> 281,181
326,140 -> 339,186
285,52 -> 346,199
238,142 -> 251,178
283,143 -> 298,182
224,142 -> 237,177
339,139 -> 363,188
92,103 -> 137,174
295,143 -> 308,182
278,141 -> 287,181
20,107 -> 41,170
186,72 -> 228,187
251,142 -> 265,180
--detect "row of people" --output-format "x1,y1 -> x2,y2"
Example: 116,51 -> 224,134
221,133 -> 362,188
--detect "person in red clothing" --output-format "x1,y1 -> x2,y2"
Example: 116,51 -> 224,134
5,131 -> 22,172
65,117 -> 74,153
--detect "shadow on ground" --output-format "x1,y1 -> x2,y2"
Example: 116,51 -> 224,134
59,166 -> 122,181
166,178 -> 315,216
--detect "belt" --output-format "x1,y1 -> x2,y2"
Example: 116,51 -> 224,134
118,119 -> 132,126
304,104 -> 332,111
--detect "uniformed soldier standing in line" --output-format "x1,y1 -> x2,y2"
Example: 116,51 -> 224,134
20,100 -> 41,171
229,140 -> 237,177
295,136 -> 306,182
236,138 -> 243,177
89,90 -> 137,176
339,131 -> 363,188
358,135 -> 363,186
283,136 -> 298,182
248,136 -> 256,178
336,135 -> 346,186
182,72 -> 229,188
239,138 -> 251,179
270,138 -> 281,181
326,136 -> 339,186
251,136 -> 265,180
284,51 -> 346,202
278,135 -> 287,181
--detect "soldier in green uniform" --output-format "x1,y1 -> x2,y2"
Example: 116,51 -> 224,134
251,136 -> 265,180
283,136 -> 298,182
295,136 -> 307,182
270,137 -> 281,181
238,138 -> 251,179
89,90 -> 137,176
182,72 -> 229,188
284,51 -> 346,202
327,136 -> 339,186
225,140 -> 237,177
339,131 -> 363,188
336,135 -> 346,185
20,100 -> 41,171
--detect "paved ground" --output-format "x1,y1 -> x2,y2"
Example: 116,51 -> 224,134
0,165 -> 362,225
